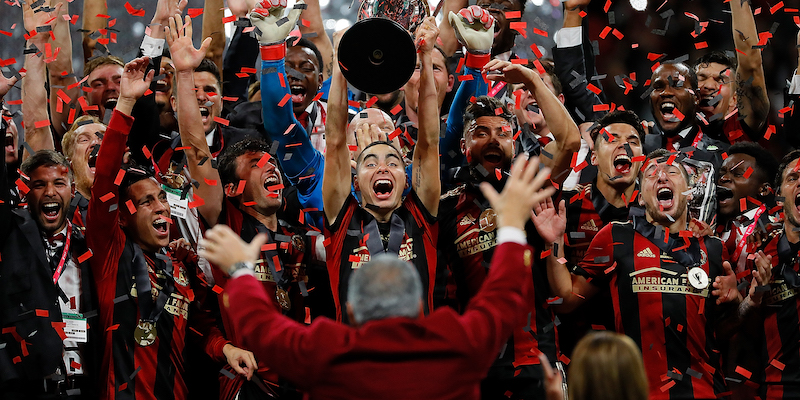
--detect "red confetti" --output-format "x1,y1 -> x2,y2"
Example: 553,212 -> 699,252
77,250 -> 92,263
99,192 -> 115,203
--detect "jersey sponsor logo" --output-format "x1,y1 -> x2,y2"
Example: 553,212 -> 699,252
164,293 -> 189,320
637,247 -> 657,258
254,259 -> 276,282
456,230 -> 497,257
350,238 -> 416,269
764,279 -> 800,305
629,267 -> 709,297
580,219 -> 599,232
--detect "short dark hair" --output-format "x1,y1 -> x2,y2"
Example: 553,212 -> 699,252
462,96 -> 513,137
217,138 -> 271,187
21,150 -> 72,181
694,51 -> 736,72
727,142 -> 778,186
590,110 -> 646,143
289,37 -> 324,71
84,55 -> 124,77
657,61 -> 698,90
119,163 -> 155,203
196,58 -> 221,86
775,150 -> 800,191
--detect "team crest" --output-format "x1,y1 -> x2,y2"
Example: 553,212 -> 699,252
479,209 -> 497,233
173,265 -> 189,287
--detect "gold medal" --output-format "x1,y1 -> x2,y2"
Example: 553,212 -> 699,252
291,234 -> 305,252
134,320 -> 157,346
275,288 -> 291,311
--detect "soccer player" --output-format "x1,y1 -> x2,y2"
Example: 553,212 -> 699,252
533,149 -> 738,400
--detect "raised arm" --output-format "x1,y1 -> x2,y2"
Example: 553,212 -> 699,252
0,72 -> 20,236
166,14 -> 221,224
485,60 -> 580,186
321,56 -> 351,224
731,0 -> 769,132
87,57 -> 154,267
21,1 -> 61,160
202,0 -> 226,77
81,0 -> 106,62
531,197 -> 599,312
442,6 -> 493,172
438,0 -> 470,57
46,1 -> 78,139
298,0 -> 334,80
412,18 -> 442,216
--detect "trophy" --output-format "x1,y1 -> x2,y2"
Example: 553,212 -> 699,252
337,0 -> 430,94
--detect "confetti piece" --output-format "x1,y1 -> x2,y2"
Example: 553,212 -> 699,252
770,359 -> 786,371
222,15 -> 237,23
77,250 -> 92,263
35,309 -> 48,317
99,192 -> 115,202
213,116 -> 229,126
211,285 -> 224,294
34,120 -> 50,128
187,8 -> 204,18
735,366 -> 752,379
278,93 -> 292,107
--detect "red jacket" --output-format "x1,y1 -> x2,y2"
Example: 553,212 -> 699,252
223,241 -> 533,400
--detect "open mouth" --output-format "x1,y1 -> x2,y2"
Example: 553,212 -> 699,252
42,202 -> 61,222
263,174 -> 281,194
152,218 -> 169,235
483,147 -> 504,164
717,186 -> 734,203
290,85 -> 306,105
794,193 -> 800,214
657,187 -> 674,209
613,154 -> 632,174
373,179 -> 394,200
155,79 -> 169,93
659,102 -> 677,121
104,97 -> 118,110
526,103 -> 540,115
87,144 -> 100,169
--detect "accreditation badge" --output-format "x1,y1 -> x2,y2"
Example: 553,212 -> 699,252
134,320 -> 157,347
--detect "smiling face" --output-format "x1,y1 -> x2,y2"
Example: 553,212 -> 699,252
461,116 -> 514,173
120,178 -> 171,252
87,63 -> 123,112
229,150 -> 283,215
592,123 -> 643,188
286,46 -> 322,115
475,0 -> 521,55
649,64 -> 698,135
780,158 -> 800,230
355,143 -> 407,215
155,56 -> 175,109
4,112 -> 18,165
67,123 -> 106,196
717,153 -> 763,219
695,61 -> 734,119
27,165 -> 72,236
193,71 -> 222,135
639,159 -> 690,226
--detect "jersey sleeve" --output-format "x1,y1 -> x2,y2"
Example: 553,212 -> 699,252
260,58 -> 324,214
441,66 -> 487,171
86,110 -> 133,279
574,223 -> 617,286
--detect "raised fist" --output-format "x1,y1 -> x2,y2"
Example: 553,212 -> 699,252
448,5 -> 495,54
249,0 -> 305,45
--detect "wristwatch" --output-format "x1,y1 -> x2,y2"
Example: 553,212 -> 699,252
227,261 -> 255,276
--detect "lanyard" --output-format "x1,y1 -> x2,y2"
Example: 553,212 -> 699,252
488,81 -> 506,98
52,222 -> 72,284
731,204 -> 766,262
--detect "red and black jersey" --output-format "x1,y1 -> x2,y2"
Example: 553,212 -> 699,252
438,182 -> 558,399
210,198 -> 331,399
577,217 -> 729,400
557,182 -> 632,356
324,191 -> 438,324
87,111 -> 229,400
743,230 -> 800,399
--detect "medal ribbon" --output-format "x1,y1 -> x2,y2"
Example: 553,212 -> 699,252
52,221 -> 72,284
132,244 -> 174,323
363,213 -> 406,256
731,204 -> 766,263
